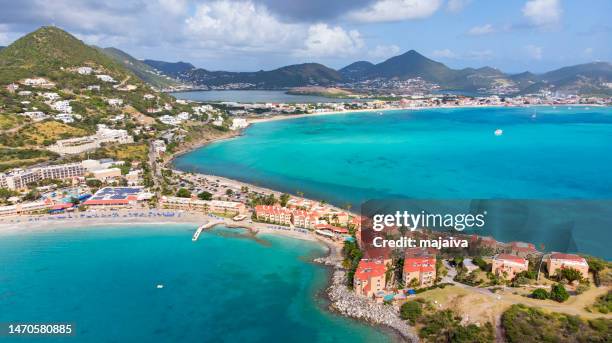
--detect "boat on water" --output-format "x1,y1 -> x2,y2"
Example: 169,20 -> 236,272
156,284 -> 164,289
531,110 -> 537,119
494,129 -> 504,136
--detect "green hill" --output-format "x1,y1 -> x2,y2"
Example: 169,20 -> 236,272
100,47 -> 182,89
0,26 -> 178,149
149,61 -> 343,89
0,26 -> 133,85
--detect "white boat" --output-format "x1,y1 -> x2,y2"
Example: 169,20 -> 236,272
494,129 -> 503,136
378,112 -> 383,115
156,284 -> 164,289
531,110 -> 537,119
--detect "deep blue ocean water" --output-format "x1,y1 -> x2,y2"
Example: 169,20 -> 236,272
0,226 -> 390,342
174,106 -> 612,258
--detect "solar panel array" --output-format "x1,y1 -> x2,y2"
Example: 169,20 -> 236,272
90,187 -> 142,200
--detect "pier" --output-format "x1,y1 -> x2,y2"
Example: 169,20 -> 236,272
192,220 -> 222,241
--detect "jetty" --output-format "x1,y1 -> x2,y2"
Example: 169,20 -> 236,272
192,220 -> 222,241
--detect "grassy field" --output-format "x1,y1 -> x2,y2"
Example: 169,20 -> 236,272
97,142 -> 149,162
19,120 -> 89,145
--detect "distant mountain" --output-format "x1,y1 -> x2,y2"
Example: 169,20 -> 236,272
147,62 -> 343,89
337,51 -> 612,95
0,46 -> 5,52
143,60 -> 196,78
339,61 -> 374,81
100,47 -> 181,89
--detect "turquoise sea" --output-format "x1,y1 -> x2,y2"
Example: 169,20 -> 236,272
0,225 -> 391,342
174,106 -> 612,258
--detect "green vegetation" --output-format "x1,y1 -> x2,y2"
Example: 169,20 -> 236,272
502,304 -> 612,343
279,193 -> 290,207
342,240 -> 362,289
558,267 -> 583,283
0,147 -> 59,171
531,288 -> 549,300
197,191 -> 212,201
588,290 -> 612,314
549,284 -> 570,303
176,188 -> 191,198
404,300 -> 494,343
399,300 -> 422,325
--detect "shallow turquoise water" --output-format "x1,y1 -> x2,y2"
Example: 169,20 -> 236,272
174,106 -> 612,257
0,226 -> 390,342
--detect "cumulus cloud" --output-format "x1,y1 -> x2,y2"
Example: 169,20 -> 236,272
447,0 -> 471,12
185,1 -> 300,49
524,44 -> 543,60
368,44 -> 401,59
299,23 -> 364,57
348,0 -> 442,23
467,24 -> 495,36
522,0 -> 562,27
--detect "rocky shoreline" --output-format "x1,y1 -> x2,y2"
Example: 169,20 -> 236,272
314,255 -> 419,342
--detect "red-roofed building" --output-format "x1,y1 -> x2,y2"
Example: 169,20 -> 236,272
492,254 -> 529,279
354,259 -> 387,298
255,205 -> 292,226
547,253 -> 589,279
292,209 -> 319,229
403,252 -> 436,287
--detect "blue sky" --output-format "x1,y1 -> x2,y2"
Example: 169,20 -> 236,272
0,0 -> 609,73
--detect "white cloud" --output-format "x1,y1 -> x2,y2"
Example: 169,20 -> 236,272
447,0 -> 472,12
299,23 -> 364,57
368,44 -> 401,59
522,0 -> 562,27
432,49 -> 457,59
348,0 -> 442,23
468,24 -> 495,36
524,45 -> 543,60
186,1 -> 366,58
185,1 -> 300,49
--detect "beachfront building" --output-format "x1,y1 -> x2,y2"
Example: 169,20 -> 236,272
492,254 -> 529,279
255,205 -> 293,226
292,209 -> 319,229
0,163 -> 87,190
546,253 -> 589,279
403,252 -> 437,287
48,125 -> 133,155
83,187 -> 152,208
354,259 -> 387,298
0,199 -> 53,217
160,196 -> 246,215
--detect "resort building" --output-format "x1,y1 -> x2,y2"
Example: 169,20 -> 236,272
0,199 -> 53,217
546,253 -> 589,279
48,125 -> 133,155
292,209 -> 319,229
83,187 -> 152,208
492,254 -> 529,279
91,168 -> 122,181
255,205 -> 293,226
160,196 -> 246,215
0,163 -> 87,190
403,251 -> 437,287
76,66 -> 93,75
354,259 -> 387,298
